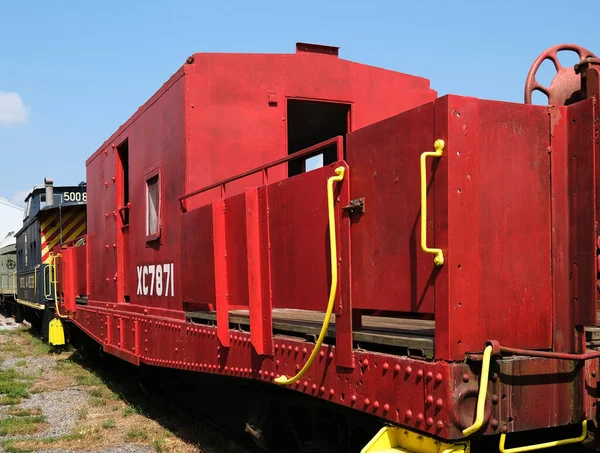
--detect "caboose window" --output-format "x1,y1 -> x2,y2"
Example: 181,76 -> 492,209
146,174 -> 160,240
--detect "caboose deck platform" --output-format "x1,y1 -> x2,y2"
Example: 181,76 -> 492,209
185,309 -> 435,357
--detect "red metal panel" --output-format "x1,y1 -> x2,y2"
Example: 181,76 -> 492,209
60,247 -> 76,312
346,103 -> 435,313
224,194 -> 249,309
184,50 -> 436,211
75,245 -> 87,297
212,198 -> 229,347
268,166 -> 343,311
181,204 -> 215,310
245,186 -> 273,356
438,96 -> 553,360
565,100 -> 597,328
86,72 -> 186,312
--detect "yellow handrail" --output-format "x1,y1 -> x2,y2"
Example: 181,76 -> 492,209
420,139 -> 445,266
499,420 -> 587,453
34,264 -> 40,299
49,253 -> 67,319
462,344 -> 493,436
275,166 -> 345,385
43,264 -> 51,299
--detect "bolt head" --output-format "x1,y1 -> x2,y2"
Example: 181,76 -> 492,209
405,410 -> 412,419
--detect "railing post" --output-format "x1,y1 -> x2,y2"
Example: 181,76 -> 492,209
212,198 -> 230,347
245,186 -> 273,355
335,163 -> 354,368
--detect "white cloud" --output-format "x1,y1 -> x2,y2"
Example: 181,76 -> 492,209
9,190 -> 30,207
0,92 -> 29,126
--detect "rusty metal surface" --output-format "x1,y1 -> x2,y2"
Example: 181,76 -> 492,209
72,305 -> 597,441
56,42 -> 600,443
436,96 -> 553,360
524,44 -> 597,105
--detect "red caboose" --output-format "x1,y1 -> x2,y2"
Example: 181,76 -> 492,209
56,43 -> 600,452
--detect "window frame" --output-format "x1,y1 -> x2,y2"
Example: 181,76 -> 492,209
144,163 -> 162,243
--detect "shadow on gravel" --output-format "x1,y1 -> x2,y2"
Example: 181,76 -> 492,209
65,344 -> 256,452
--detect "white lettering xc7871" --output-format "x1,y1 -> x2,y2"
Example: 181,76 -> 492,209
136,263 -> 174,297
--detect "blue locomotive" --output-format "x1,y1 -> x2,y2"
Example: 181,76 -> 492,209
13,178 -> 87,340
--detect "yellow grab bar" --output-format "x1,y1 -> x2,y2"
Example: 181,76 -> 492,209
462,344 -> 493,436
49,253 -> 67,319
420,139 -> 445,266
34,264 -> 40,299
43,264 -> 51,299
499,420 -> 587,453
275,166 -> 346,386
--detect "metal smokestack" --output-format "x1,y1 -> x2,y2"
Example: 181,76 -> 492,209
44,177 -> 54,207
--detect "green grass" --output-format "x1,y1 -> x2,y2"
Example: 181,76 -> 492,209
125,427 -> 149,441
0,368 -> 33,405
6,407 -> 41,417
1,430 -> 84,453
101,418 -> 116,429
122,406 -> 137,417
0,415 -> 46,436
153,438 -> 166,452
88,387 -> 105,398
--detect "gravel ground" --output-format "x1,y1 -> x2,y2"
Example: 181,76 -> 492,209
1,356 -> 57,376
0,311 -> 249,453
0,312 -> 162,453
23,447 -> 154,453
18,388 -> 89,439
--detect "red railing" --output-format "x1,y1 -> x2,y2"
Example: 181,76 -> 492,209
178,136 -> 344,211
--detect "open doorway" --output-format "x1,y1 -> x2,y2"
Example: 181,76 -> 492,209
287,99 -> 350,177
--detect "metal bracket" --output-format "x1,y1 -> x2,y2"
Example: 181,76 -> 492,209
342,197 -> 365,215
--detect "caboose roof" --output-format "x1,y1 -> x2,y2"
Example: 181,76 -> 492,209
87,42 -> 434,165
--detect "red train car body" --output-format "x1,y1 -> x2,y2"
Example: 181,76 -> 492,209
55,43 -> 600,452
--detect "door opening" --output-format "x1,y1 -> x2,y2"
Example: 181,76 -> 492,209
117,140 -> 130,226
116,139 -> 130,303
287,100 -> 350,177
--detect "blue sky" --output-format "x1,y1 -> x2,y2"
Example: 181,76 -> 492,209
0,0 -> 597,206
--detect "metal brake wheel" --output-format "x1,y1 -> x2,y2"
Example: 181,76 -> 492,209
524,44 -> 597,105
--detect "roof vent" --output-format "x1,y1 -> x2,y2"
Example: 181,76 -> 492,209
296,42 -> 339,57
